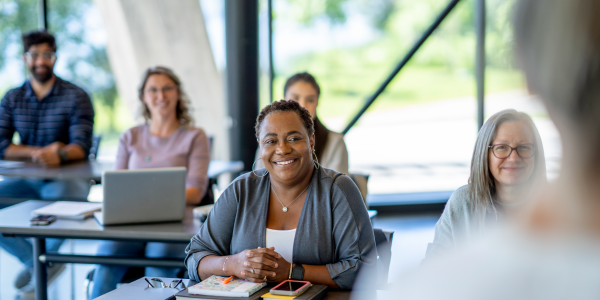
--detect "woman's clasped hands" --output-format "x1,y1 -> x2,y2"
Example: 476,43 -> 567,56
227,247 -> 290,283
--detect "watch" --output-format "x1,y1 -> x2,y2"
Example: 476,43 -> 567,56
290,264 -> 304,280
57,148 -> 68,163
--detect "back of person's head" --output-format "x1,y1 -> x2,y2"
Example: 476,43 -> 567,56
469,109 -> 547,217
255,99 -> 314,140
22,31 -> 56,53
138,66 -> 194,126
514,0 -> 600,160
284,72 -> 321,97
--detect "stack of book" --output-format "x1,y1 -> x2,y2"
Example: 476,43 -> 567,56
173,276 -> 327,300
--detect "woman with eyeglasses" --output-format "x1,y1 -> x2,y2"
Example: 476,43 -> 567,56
90,66 -> 210,298
424,109 -> 547,261
185,100 -> 375,290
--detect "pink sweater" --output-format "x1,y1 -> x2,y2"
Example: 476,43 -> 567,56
115,125 -> 210,197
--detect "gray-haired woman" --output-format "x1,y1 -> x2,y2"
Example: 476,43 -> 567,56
424,109 -> 547,260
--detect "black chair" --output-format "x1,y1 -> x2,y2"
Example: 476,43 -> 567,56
89,135 -> 102,160
349,173 -> 370,204
208,135 -> 214,155
373,228 -> 394,288
199,177 -> 216,206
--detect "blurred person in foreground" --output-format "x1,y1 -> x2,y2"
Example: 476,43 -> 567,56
0,30 -> 94,298
90,66 -> 210,298
363,1 -> 600,299
424,109 -> 546,261
256,72 -> 349,175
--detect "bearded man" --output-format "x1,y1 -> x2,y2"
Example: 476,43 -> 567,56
0,30 -> 94,298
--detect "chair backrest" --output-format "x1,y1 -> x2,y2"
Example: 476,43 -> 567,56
199,177 -> 217,206
89,135 -> 102,160
373,228 -> 394,287
349,173 -> 369,205
208,135 -> 214,157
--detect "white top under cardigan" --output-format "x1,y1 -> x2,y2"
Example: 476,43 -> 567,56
266,228 -> 296,264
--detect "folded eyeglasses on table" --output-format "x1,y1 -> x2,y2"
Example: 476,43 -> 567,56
145,278 -> 187,290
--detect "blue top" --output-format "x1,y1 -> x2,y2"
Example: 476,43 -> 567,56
0,77 -> 95,158
185,167 -> 376,290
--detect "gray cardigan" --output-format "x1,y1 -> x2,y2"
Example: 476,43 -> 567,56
424,185 -> 498,261
184,167 -> 376,290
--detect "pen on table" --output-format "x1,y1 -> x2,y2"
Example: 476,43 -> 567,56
145,278 -> 153,287
223,276 -> 234,284
174,279 -> 183,289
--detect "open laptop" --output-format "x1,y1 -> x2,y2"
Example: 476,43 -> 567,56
94,167 -> 186,226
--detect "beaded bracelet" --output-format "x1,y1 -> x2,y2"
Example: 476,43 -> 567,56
222,256 -> 229,274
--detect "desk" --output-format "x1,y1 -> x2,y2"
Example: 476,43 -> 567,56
0,160 -> 112,181
0,160 -> 244,181
367,210 -> 377,219
97,277 -> 352,300
206,160 -> 244,179
0,200 -> 201,300
0,201 -> 364,300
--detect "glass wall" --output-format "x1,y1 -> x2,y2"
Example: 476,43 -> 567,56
47,0 -> 131,143
0,0 -> 129,159
261,0 -> 480,195
0,0 -> 39,89
247,0 -> 559,196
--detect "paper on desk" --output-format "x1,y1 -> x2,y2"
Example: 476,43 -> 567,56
0,160 -> 25,168
32,201 -> 102,220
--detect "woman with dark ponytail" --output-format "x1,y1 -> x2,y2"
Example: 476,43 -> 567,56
256,72 -> 349,175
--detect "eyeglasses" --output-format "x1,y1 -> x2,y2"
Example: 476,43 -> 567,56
144,86 -> 177,95
145,278 -> 186,289
24,52 -> 56,62
488,144 -> 535,159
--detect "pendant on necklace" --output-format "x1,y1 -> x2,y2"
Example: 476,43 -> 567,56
283,207 -> 288,212
145,156 -> 151,162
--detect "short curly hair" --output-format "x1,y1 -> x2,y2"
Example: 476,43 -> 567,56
255,100 -> 315,140
22,31 -> 56,52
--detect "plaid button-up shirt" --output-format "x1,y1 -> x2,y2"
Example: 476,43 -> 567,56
0,77 -> 95,158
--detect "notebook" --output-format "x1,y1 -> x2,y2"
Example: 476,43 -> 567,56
260,285 -> 328,300
31,201 -> 102,220
173,286 -> 271,300
186,275 -> 267,297
0,160 -> 24,168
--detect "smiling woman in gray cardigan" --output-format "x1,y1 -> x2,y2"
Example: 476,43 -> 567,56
184,100 -> 375,290
184,167 -> 373,289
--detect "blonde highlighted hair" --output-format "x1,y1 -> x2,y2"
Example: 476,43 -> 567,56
468,109 -> 547,220
138,66 -> 194,127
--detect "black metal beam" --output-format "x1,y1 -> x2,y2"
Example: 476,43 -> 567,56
38,0 -> 48,31
475,0 -> 486,130
33,238 -> 48,300
225,0 -> 259,172
40,253 -> 184,268
268,0 -> 274,103
342,0 -> 461,135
